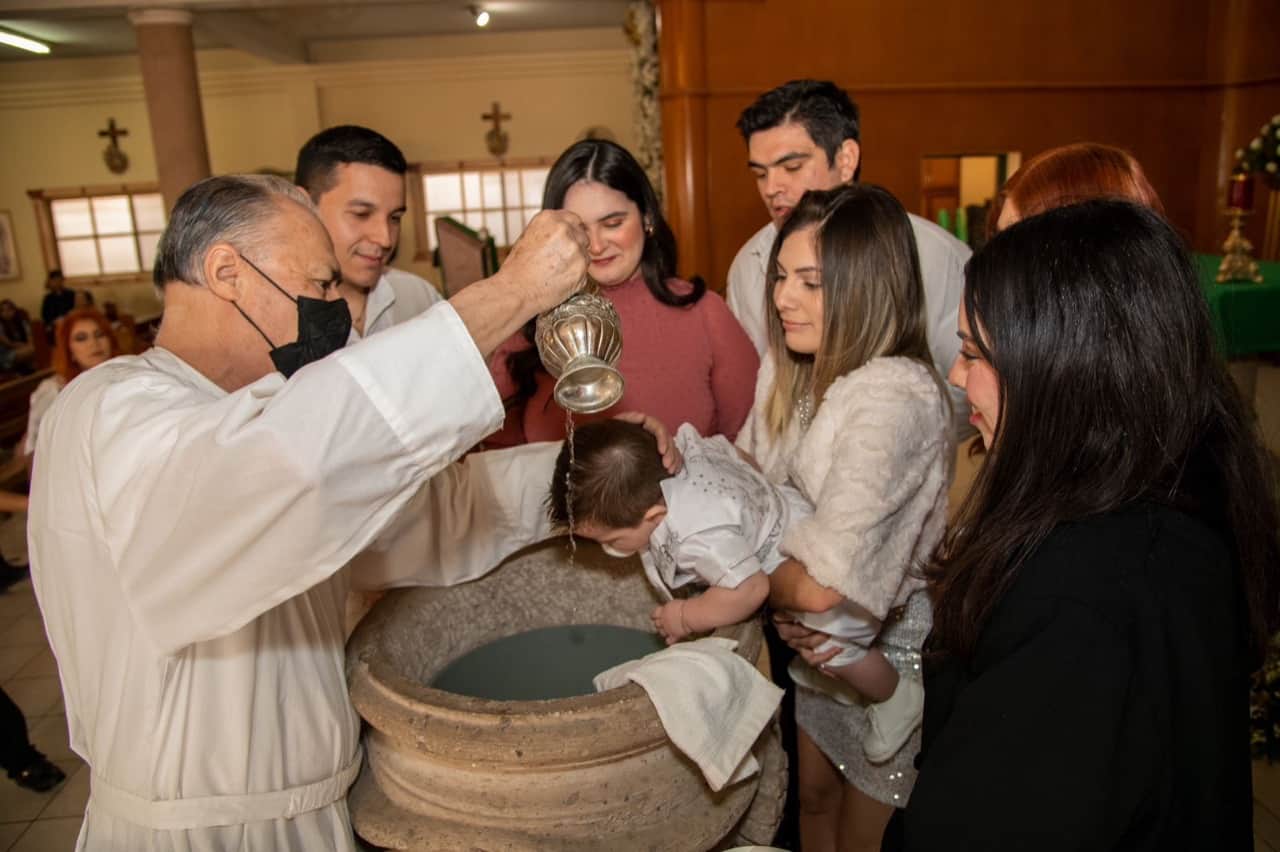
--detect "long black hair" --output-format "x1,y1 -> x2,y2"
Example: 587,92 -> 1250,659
505,140 -> 704,406
929,199 -> 1279,661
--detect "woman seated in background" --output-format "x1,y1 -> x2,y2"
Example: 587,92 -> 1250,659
888,200 -> 1278,850
23,306 -> 119,458
486,139 -> 758,446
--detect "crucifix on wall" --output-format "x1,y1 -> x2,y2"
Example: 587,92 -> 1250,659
482,101 -> 511,158
98,118 -> 130,174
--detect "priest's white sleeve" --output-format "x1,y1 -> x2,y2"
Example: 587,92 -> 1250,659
349,441 -> 560,591
71,304 -> 503,655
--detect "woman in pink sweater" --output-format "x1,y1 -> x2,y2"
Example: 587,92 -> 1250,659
487,140 -> 758,447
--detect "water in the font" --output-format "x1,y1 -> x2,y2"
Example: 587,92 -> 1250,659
431,624 -> 665,701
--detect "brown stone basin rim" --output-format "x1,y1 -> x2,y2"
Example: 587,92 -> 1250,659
350,657 -> 671,764
345,540 -> 783,851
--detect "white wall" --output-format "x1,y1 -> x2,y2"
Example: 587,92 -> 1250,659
0,28 -> 634,316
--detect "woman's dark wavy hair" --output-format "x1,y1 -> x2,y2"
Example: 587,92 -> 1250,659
505,140 -> 704,406
929,199 -> 1280,662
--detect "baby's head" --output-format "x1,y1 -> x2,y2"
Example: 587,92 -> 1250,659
547,420 -> 670,557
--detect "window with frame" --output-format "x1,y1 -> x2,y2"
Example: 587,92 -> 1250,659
27,185 -> 166,283
409,159 -> 551,258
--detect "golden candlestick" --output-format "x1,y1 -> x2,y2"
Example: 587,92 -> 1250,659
1217,209 -> 1263,284
1218,167 -> 1263,284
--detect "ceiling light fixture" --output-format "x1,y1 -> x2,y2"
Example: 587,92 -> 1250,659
0,29 -> 50,54
470,5 -> 490,27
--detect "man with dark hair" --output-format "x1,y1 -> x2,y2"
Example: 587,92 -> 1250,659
295,126 -> 447,630
728,80 -> 969,431
27,173 -> 594,850
295,124 -> 440,342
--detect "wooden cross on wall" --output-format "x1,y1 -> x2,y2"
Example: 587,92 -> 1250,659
482,101 -> 511,157
98,117 -> 130,174
98,118 -> 128,147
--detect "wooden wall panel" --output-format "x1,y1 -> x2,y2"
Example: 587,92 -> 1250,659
1222,0 -> 1280,81
704,88 -> 1217,289
701,0 -> 1215,89
659,0 -> 1280,288
659,0 -> 712,282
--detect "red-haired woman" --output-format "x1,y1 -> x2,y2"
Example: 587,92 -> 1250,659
990,142 -> 1164,233
23,307 -> 120,457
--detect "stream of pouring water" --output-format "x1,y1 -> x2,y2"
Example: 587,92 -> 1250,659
565,409 -> 577,567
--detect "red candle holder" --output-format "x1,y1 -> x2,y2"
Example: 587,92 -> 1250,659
1227,168 -> 1255,212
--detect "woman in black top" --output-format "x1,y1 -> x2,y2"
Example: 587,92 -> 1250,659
889,200 -> 1279,850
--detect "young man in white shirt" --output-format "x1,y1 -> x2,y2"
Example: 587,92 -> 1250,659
727,80 -> 971,435
295,125 -> 441,341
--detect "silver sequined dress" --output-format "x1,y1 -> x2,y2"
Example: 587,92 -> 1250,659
794,590 -> 930,806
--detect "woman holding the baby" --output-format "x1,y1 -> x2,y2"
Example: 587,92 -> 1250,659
550,184 -> 950,852
736,184 -> 953,852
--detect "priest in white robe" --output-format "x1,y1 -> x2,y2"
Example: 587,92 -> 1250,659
27,174 -> 593,851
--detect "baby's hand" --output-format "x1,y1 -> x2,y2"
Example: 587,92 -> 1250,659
651,601 -> 690,645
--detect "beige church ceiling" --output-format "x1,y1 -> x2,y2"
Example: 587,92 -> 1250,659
0,0 -> 630,62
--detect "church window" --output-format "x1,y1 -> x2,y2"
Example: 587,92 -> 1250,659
409,160 -> 551,258
27,185 -> 166,283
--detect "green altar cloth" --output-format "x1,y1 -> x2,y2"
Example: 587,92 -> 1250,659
1196,254 -> 1280,358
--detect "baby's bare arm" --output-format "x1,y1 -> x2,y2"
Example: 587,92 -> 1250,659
685,571 -> 769,632
652,572 -> 769,643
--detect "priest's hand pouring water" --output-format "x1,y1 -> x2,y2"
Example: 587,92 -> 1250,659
501,209 -> 592,313
448,209 -> 591,358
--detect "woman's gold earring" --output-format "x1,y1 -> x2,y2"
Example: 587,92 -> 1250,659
644,222 -> 655,236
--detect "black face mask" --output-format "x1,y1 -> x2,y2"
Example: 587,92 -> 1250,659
234,256 -> 352,378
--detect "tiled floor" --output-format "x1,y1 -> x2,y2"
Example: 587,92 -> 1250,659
1,577 -> 86,852
3,573 -> 1280,851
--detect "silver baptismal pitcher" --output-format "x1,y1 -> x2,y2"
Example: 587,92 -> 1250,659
534,282 -> 624,414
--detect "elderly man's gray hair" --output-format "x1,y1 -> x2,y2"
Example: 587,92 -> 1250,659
152,174 -> 313,289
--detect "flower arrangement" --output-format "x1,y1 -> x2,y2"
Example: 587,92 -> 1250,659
1236,114 -> 1280,190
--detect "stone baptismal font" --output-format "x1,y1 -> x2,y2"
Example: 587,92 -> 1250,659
345,540 -> 786,850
